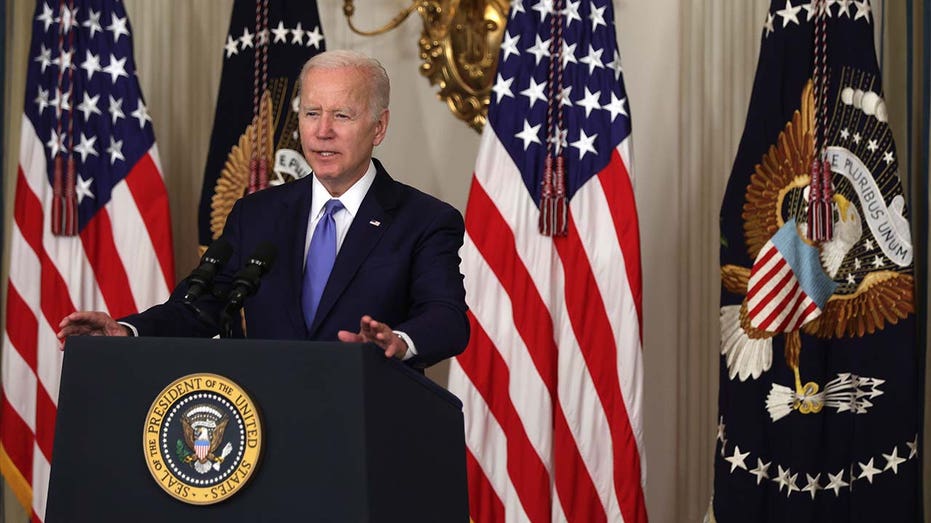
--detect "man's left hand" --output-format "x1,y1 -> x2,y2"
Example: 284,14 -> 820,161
338,315 -> 408,359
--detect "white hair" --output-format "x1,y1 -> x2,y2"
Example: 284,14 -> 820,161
298,50 -> 390,121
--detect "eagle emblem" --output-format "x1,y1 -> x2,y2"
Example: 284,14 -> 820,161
720,70 -> 914,421
179,404 -> 233,474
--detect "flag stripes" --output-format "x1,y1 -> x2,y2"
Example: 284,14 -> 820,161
0,4 -> 174,519
449,121 -> 646,521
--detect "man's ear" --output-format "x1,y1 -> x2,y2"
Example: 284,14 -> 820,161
373,109 -> 389,146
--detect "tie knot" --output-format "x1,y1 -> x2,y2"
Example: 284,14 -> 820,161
323,199 -> 344,217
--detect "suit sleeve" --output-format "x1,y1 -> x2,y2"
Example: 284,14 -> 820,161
394,204 -> 470,368
118,199 -> 247,337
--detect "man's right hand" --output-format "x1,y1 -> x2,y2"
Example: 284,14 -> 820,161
57,311 -> 130,342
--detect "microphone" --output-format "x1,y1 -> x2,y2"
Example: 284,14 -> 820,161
223,242 -> 278,311
183,238 -> 234,303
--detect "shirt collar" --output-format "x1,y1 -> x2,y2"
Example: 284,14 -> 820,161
310,160 -> 376,220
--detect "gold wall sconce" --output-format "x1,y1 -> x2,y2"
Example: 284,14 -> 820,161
342,0 -> 508,132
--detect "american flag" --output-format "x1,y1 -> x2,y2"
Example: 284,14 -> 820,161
0,1 -> 174,520
445,0 -> 648,521
746,219 -> 837,332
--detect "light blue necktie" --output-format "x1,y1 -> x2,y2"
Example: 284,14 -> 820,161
302,199 -> 343,330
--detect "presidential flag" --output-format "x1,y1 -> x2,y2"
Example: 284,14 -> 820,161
197,0 -> 325,250
713,1 -> 919,521
445,0 -> 647,521
0,1 -> 174,520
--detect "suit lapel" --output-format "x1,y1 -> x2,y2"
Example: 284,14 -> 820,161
310,164 -> 400,336
282,175 -> 315,337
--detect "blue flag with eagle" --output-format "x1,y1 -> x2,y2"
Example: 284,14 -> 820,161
711,1 -> 919,521
197,0 -> 325,251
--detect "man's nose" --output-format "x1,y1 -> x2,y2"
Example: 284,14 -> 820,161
316,114 -> 334,137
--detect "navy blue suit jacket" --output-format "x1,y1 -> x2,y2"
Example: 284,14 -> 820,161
122,159 -> 469,368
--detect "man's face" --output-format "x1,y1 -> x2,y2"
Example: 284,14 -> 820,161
298,66 -> 388,196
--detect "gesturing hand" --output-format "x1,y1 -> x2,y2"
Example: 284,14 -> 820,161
337,315 -> 408,359
57,311 -> 130,344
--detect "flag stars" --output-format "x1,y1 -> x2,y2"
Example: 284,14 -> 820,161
607,50 -> 623,80
561,41 -> 579,68
306,26 -> 324,48
725,446 -> 750,473
103,54 -> 128,83
562,0 -> 582,26
35,87 -> 50,115
773,465 -> 798,496
883,446 -> 907,474
589,3 -> 607,31
291,22 -> 305,45
846,273 -> 856,285
80,50 -> 101,80
54,50 -> 74,71
857,458 -> 881,483
511,0 -> 525,17
749,459 -> 771,485
837,0 -> 853,17
883,151 -> 895,165
606,92 -> 628,121
256,28 -> 269,45
106,12 -> 129,42
907,435 -> 919,459
571,129 -> 598,159
73,133 -> 99,163
77,92 -> 101,121
514,120 -> 542,150
863,238 -> 875,250
225,35 -> 240,57
50,88 -> 71,118
271,21 -> 289,43
854,0 -> 871,21
549,128 -> 568,153
35,44 -> 53,73
825,470 -> 849,496
37,2 -> 55,32
108,95 -> 125,125
852,132 -> 862,144
559,85 -> 574,108
520,77 -> 548,108
579,46 -> 604,74
801,474 -> 822,499
83,9 -> 103,38
763,12 -> 775,37
240,27 -> 254,49
491,74 -> 515,103
840,127 -> 850,140
777,0 -> 802,27
107,137 -> 125,164
867,139 -> 878,152
500,32 -> 521,62
75,175 -> 95,204
532,0 -> 554,21
577,87 -> 602,117
46,129 -> 65,158
58,4 -> 79,32
802,2 -> 817,21
132,100 -> 153,129
527,35 -> 552,65
716,417 -> 726,443
872,255 -> 884,269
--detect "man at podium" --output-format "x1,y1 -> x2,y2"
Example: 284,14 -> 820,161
58,50 -> 469,370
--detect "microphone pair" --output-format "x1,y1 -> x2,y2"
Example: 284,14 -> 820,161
183,238 -> 277,315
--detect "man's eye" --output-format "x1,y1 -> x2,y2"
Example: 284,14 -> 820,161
335,113 -> 350,120
304,111 -> 319,117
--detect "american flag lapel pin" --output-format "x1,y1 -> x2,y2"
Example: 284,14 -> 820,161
369,220 -> 381,227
